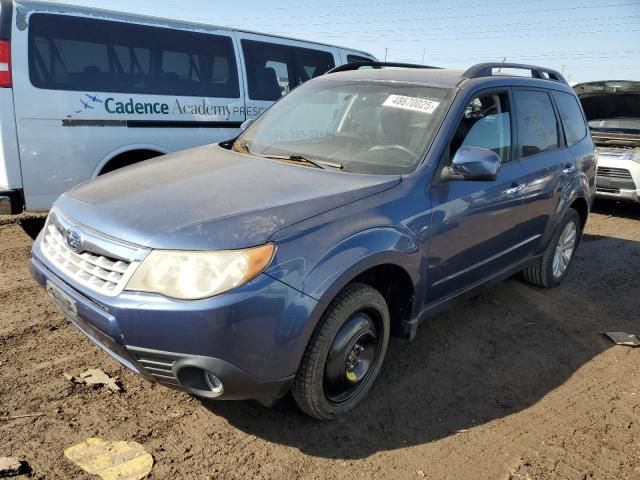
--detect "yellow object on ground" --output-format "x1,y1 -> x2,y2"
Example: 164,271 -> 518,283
64,437 -> 153,480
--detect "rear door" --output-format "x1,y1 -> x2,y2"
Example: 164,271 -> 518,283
0,0 -> 22,194
512,88 -> 576,247
12,11 -> 245,210
235,33 -> 339,120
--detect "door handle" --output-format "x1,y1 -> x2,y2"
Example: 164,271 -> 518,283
503,183 -> 525,195
562,165 -> 576,175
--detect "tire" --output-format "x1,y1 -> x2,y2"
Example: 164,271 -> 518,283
292,283 -> 390,420
522,208 -> 581,288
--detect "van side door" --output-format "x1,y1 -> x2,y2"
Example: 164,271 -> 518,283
13,11 -> 245,211
234,33 -> 339,121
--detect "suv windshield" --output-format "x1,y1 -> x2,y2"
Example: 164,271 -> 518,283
233,78 -> 455,174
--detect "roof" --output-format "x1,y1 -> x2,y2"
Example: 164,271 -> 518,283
321,67 -> 574,92
13,0 -> 374,57
320,68 -> 466,88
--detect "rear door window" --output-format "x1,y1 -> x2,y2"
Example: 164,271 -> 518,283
28,13 -> 240,98
242,39 -> 335,101
552,91 -> 587,145
514,90 -> 560,158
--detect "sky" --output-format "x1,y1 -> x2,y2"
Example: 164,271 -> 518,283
45,0 -> 640,84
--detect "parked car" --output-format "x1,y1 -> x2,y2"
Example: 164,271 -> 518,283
31,61 -> 596,420
574,80 -> 640,203
0,0 -> 374,215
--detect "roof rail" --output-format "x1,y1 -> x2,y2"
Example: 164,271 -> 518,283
462,62 -> 568,85
326,61 -> 440,74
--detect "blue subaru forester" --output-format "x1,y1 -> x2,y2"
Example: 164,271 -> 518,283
31,62 -> 596,419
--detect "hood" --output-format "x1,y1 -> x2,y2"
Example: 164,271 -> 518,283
55,144 -> 401,250
574,80 -> 640,126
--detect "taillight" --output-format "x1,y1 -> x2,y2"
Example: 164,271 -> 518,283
0,40 -> 11,88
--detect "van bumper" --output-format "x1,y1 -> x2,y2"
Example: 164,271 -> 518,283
0,190 -> 22,215
30,253 -> 319,405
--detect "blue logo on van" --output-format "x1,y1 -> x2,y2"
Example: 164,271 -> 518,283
66,94 -> 104,119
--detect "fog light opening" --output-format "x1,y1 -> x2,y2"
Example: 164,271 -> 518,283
204,372 -> 224,396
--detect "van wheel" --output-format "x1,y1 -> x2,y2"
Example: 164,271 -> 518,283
292,283 -> 390,420
522,209 -> 581,288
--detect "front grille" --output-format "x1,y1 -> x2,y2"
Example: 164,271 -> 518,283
40,222 -> 139,296
129,349 -> 180,386
597,167 -> 633,179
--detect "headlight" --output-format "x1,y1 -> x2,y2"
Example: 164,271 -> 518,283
125,243 -> 275,300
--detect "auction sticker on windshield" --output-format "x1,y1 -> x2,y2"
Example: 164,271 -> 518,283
383,95 -> 440,114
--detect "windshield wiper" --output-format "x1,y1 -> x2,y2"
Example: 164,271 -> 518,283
262,154 -> 343,170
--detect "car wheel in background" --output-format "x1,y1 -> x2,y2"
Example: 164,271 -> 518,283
522,208 -> 581,288
292,283 -> 390,420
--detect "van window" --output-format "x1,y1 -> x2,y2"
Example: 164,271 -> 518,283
28,14 -> 240,98
242,40 -> 335,101
552,91 -> 587,145
514,90 -> 559,158
347,54 -> 373,63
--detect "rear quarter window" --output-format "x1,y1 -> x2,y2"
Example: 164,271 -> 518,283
347,54 -> 373,63
552,91 -> 587,145
28,13 -> 240,98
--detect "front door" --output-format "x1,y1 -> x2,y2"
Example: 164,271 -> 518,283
427,90 -> 533,302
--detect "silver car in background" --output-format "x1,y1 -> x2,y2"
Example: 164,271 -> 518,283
575,80 -> 640,203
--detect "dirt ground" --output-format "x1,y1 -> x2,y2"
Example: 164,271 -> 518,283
0,200 -> 639,480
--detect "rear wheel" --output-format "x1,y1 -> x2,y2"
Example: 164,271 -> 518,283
522,209 -> 581,288
292,283 -> 390,420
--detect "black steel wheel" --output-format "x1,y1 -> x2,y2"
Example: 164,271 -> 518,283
293,283 -> 390,420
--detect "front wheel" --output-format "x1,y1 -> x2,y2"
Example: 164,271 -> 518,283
292,283 -> 390,420
522,208 -> 581,288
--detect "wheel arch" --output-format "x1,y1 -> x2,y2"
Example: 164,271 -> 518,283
540,175 -> 591,251
92,144 -> 170,177
569,196 -> 589,231
298,227 -> 423,342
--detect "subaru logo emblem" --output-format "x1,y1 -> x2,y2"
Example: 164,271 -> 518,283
65,229 -> 83,252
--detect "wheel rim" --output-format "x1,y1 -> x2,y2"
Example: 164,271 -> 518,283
324,311 -> 382,404
552,221 -> 577,279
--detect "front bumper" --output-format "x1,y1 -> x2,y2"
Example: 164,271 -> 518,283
595,185 -> 639,202
595,155 -> 640,203
30,252 -> 319,405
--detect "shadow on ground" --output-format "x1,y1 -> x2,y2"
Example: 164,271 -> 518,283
592,198 -> 640,220
19,216 -> 46,240
202,232 -> 639,459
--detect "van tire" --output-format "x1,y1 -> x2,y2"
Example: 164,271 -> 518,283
522,208 -> 581,288
292,283 -> 390,420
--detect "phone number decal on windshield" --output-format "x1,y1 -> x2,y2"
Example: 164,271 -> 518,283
383,95 -> 440,114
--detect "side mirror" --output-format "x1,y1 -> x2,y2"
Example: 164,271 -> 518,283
444,146 -> 501,181
240,118 -> 254,132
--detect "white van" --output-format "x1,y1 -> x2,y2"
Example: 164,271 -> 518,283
0,0 -> 375,213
